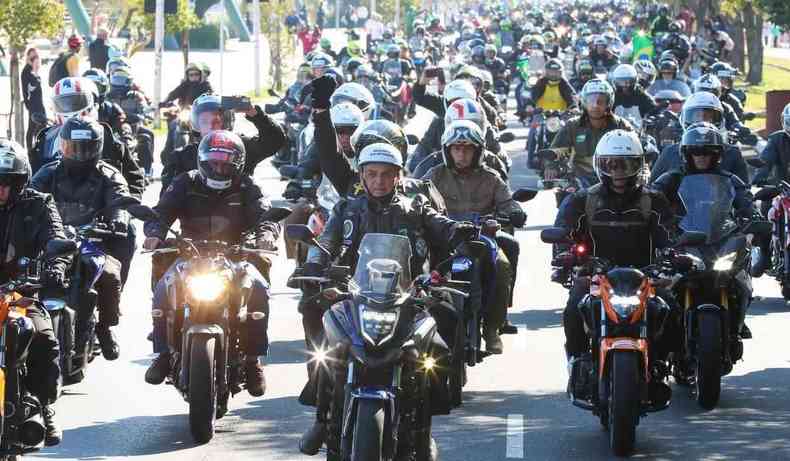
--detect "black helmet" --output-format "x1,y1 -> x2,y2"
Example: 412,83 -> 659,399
0,138 -> 31,205
680,122 -> 724,172
197,130 -> 245,190
83,68 -> 109,98
59,116 -> 104,168
668,21 -> 682,33
545,58 -> 563,82
351,119 -> 408,161
658,58 -> 678,75
471,45 -> 485,64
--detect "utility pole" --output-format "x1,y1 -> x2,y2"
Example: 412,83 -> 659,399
253,0 -> 261,96
153,0 -> 164,128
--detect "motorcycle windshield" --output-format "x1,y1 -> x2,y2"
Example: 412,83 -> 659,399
352,234 -> 412,303
678,174 -> 736,244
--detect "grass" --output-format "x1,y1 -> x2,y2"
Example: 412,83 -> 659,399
741,56 -> 790,131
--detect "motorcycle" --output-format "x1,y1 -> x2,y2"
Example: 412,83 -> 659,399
287,229 -> 467,461
526,109 -> 574,172
755,181 -> 790,299
137,205 -> 291,443
540,227 -> 705,456
281,172 -> 341,267
265,93 -> 310,167
671,174 -> 771,409
0,239 -> 75,459
537,148 -> 598,207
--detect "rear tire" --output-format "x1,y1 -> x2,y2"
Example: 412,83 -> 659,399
781,280 -> 790,301
189,336 -> 217,444
609,351 -> 640,457
351,399 -> 385,461
696,311 -> 722,410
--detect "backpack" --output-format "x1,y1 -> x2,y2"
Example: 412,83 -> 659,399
48,52 -> 72,87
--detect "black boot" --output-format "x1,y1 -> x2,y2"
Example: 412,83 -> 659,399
43,405 -> 62,447
299,411 -> 327,456
145,352 -> 171,385
96,326 -> 120,360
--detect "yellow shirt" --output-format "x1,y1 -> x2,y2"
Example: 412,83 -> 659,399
536,82 -> 568,111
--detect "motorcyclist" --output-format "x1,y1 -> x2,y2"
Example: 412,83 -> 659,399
31,117 -> 132,362
544,79 -> 633,183
634,59 -> 658,90
142,130 -> 279,397
409,25 -> 429,53
161,93 -> 286,191
483,45 -> 509,89
589,35 -> 618,72
659,21 -> 692,67
107,68 -> 156,180
161,62 -> 213,108
650,122 -> 754,337
651,5 -> 672,36
569,59 -> 595,93
710,61 -> 748,119
298,141 -> 469,457
318,38 -> 338,63
611,64 -> 658,127
526,58 -> 576,114
647,57 -> 691,98
424,120 -> 526,354
692,73 -> 757,145
83,69 -> 127,135
650,91 -> 749,184
557,129 -> 675,401
412,98 -> 508,180
0,139 -> 65,446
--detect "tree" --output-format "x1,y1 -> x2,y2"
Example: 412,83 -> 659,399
257,0 -> 297,91
760,0 -> 790,29
127,0 -> 202,66
722,0 -> 763,84
0,0 -> 64,144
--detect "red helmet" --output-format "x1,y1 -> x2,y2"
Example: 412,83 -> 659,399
68,35 -> 83,50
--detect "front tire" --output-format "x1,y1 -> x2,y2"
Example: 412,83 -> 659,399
351,399 -> 385,461
189,336 -> 217,443
696,311 -> 722,410
609,351 -> 640,457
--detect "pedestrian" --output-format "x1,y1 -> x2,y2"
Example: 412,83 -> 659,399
88,28 -> 110,71
21,47 -> 47,149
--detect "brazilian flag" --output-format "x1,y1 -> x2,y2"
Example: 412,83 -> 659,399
631,31 -> 655,62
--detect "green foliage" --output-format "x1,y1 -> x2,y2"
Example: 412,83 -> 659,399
129,0 -> 202,34
377,0 -> 419,28
760,0 -> 790,29
0,0 -> 64,51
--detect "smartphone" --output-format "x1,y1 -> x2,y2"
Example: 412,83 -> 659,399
221,95 -> 253,111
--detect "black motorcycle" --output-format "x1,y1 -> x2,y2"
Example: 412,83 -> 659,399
670,174 -> 771,409
287,228 -> 465,461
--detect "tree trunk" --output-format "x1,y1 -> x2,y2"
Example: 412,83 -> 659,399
120,8 -> 136,34
182,30 -> 191,68
9,49 -> 24,144
731,13 -> 746,73
743,1 -> 763,84
273,14 -> 283,91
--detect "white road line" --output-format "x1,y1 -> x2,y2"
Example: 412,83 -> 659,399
506,413 -> 525,459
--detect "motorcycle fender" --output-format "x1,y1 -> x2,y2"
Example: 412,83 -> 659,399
598,337 -> 649,382
344,386 -> 398,458
323,300 -> 357,348
180,325 -> 225,390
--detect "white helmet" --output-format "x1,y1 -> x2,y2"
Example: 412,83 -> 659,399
680,91 -> 725,133
580,78 -> 615,111
357,142 -> 403,169
693,73 -> 722,97
441,120 -> 485,170
593,129 -> 644,191
330,83 -> 376,120
783,102 -> 790,134
612,64 -> 638,90
444,98 -> 486,131
443,79 -> 477,108
52,77 -> 97,123
330,102 -> 364,129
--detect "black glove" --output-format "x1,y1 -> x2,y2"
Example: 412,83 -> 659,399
283,181 -> 303,200
111,220 -> 129,234
310,75 -> 338,110
510,210 -> 527,228
302,262 -> 324,277
450,223 -> 478,247
43,269 -> 67,291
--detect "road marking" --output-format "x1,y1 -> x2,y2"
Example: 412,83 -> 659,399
506,413 -> 524,458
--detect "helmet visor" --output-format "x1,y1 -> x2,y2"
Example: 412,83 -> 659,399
683,107 -> 722,126
596,155 -> 642,179
53,93 -> 92,116
61,138 -> 103,162
330,93 -> 370,114
583,93 -> 610,110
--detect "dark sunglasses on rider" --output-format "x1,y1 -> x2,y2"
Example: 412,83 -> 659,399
188,71 -> 201,78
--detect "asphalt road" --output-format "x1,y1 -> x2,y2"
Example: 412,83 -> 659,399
28,96 -> 790,461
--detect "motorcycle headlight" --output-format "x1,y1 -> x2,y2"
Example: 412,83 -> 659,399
546,117 -> 561,133
186,273 -> 227,302
609,295 -> 641,319
360,305 -> 398,346
713,252 -> 737,272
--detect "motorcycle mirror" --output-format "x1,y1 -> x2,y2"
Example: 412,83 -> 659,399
45,239 -> 78,258
406,134 -> 419,145
754,186 -> 779,202
264,207 -> 292,222
537,149 -> 557,162
285,224 -> 317,244
279,165 -> 299,179
743,112 -> 757,121
674,231 -> 707,247
744,220 -> 772,236
126,204 -> 159,222
512,188 -> 538,202
746,157 -> 766,169
498,131 -> 516,143
540,227 -> 571,244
